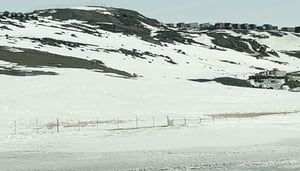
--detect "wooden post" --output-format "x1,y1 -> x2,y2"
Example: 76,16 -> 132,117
78,120 -> 80,131
117,116 -> 120,129
96,118 -> 99,131
36,117 -> 39,134
135,115 -> 138,129
199,117 -> 202,123
166,116 -> 170,126
14,120 -> 17,135
184,118 -> 187,126
56,118 -> 59,133
152,115 -> 155,127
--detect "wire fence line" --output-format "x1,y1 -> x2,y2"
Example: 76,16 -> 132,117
2,114 -> 258,136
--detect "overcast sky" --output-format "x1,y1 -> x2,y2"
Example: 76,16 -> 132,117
0,0 -> 299,27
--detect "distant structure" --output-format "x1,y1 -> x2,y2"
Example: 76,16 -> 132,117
232,24 -> 241,30
215,23 -> 225,29
224,23 -> 233,29
0,11 -> 38,21
257,68 -> 287,77
199,23 -> 213,30
248,68 -> 287,90
176,22 -> 186,29
263,24 -> 273,30
241,23 -> 250,30
166,23 -> 176,28
248,68 -> 300,90
281,27 -> 295,32
249,24 -> 257,30
166,21 -> 299,33
185,22 -> 199,30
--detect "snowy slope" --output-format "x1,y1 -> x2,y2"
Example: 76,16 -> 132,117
0,6 -> 300,125
1,7 -> 300,170
0,7 -> 299,80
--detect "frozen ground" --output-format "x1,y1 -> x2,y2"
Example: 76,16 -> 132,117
1,143 -> 300,171
1,112 -> 300,170
0,68 -> 300,170
0,68 -> 300,171
1,7 -> 300,170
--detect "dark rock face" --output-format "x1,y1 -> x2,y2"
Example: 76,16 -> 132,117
189,77 -> 253,88
0,47 -> 134,78
33,8 -> 163,44
207,32 -> 269,57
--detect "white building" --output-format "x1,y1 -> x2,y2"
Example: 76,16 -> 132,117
199,23 -> 212,30
186,22 -> 199,30
257,68 -> 286,77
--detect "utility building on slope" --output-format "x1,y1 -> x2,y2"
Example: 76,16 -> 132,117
248,68 -> 287,89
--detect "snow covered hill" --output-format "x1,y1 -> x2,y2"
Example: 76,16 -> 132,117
0,5 -> 300,119
1,6 -> 300,171
0,5 -> 300,121
0,6 -> 300,80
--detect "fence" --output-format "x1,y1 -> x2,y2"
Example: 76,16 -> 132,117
1,111 -> 297,136
2,114 -> 264,136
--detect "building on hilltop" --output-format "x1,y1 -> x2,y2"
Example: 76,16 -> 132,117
281,27 -> 295,32
199,23 -> 213,30
249,24 -> 257,30
166,23 -> 176,28
272,26 -> 279,31
224,23 -> 233,29
167,21 -> 293,33
256,26 -> 265,30
186,22 -> 199,30
176,22 -> 186,29
263,24 -> 278,31
232,24 -> 241,30
215,23 -> 225,29
241,23 -> 250,30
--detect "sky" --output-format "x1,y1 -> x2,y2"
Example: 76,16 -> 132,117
0,0 -> 299,27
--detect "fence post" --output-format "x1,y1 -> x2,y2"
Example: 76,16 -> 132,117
199,117 -> 202,123
117,116 -> 120,129
135,115 -> 138,129
56,118 -> 59,133
152,115 -> 155,127
96,117 -> 99,131
184,118 -> 187,126
78,120 -> 80,131
14,120 -> 17,135
166,116 -> 170,126
36,117 -> 39,134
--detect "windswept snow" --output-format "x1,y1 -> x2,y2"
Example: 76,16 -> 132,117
1,8 -> 300,170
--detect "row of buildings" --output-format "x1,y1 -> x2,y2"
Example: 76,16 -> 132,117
166,22 -> 300,33
0,11 -> 38,21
